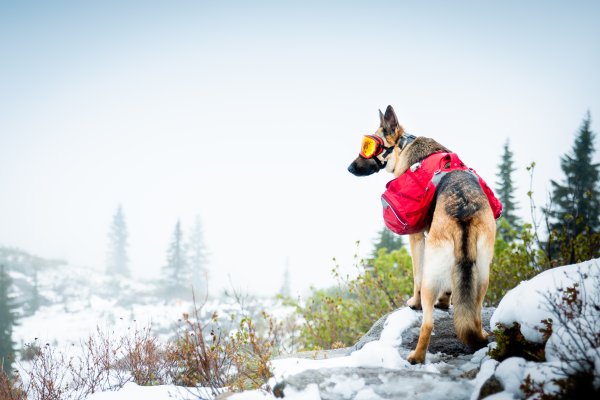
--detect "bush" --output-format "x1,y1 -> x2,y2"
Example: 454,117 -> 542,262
293,247 -> 413,350
168,306 -> 277,394
488,321 -> 550,362
486,219 -> 552,306
546,224 -> 600,267
0,365 -> 25,400
491,269 -> 600,399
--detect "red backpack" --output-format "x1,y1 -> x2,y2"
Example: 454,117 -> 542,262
382,152 -> 502,235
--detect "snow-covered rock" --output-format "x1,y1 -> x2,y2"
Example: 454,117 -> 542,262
476,258 -> 600,399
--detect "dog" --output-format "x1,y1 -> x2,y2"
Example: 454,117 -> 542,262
348,105 -> 496,364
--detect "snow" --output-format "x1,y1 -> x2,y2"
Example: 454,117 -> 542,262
270,307 -> 420,379
478,258 -> 600,398
353,387 -> 385,400
15,258 -> 600,399
470,359 -> 499,400
327,374 -> 365,397
490,258 -> 600,342
86,382 -> 211,400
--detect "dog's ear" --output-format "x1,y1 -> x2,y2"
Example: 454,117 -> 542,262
379,109 -> 385,126
383,105 -> 399,134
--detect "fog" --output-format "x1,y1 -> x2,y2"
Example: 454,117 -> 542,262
1,1 -> 599,297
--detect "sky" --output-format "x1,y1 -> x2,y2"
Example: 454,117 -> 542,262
1,1 -> 599,297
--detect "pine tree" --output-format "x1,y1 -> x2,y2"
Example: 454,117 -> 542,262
27,263 -> 40,315
495,139 -> 520,230
372,226 -> 404,256
187,216 -> 208,294
107,205 -> 129,276
279,258 -> 291,297
546,112 -> 600,263
163,220 -> 188,294
0,265 -> 18,373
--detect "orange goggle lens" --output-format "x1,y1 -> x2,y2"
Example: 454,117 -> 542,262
360,135 -> 384,158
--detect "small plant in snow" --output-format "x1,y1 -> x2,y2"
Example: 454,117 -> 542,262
517,268 -> 600,399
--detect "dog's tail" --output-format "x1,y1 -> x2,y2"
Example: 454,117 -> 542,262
451,219 -> 487,349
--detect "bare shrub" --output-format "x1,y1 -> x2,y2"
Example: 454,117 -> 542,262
8,295 -> 282,398
22,343 -> 70,400
167,310 -> 229,392
14,323 -> 174,399
0,364 -> 26,400
227,313 -> 276,391
538,267 -> 600,396
167,296 -> 277,396
515,266 -> 600,399
119,325 -> 174,386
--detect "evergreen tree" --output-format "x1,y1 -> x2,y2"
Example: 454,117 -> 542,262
546,113 -> 600,263
495,139 -> 520,230
0,265 -> 18,373
187,216 -> 208,294
27,263 -> 40,315
279,258 -> 291,297
372,226 -> 404,256
107,205 -> 129,276
163,220 -> 189,294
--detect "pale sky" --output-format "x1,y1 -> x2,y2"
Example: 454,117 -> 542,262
1,1 -> 599,297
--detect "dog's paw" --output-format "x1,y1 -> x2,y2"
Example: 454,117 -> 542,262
433,301 -> 450,310
407,296 -> 422,310
434,292 -> 451,309
481,329 -> 489,341
407,350 -> 425,365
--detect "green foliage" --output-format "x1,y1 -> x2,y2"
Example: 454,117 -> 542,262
495,139 -> 520,232
545,113 -> 600,264
0,265 -> 18,373
294,247 -> 413,350
486,219 -> 551,306
488,321 -> 549,362
169,308 -> 276,394
371,226 -> 404,256
546,223 -> 600,267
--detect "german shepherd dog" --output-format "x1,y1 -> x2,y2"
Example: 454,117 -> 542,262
348,105 -> 496,364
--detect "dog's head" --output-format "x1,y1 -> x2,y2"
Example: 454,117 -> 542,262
347,105 -> 413,177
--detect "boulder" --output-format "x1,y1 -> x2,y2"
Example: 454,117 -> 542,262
273,307 -> 496,399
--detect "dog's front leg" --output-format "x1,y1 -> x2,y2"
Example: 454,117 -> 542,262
407,232 -> 425,310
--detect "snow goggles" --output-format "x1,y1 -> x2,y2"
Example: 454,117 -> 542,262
359,135 -> 386,159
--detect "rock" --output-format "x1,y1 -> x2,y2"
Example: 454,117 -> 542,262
273,306 -> 497,399
281,367 -> 475,400
272,381 -> 286,398
477,375 -> 504,399
355,307 -> 496,356
353,312 -> 391,351
402,307 -> 496,356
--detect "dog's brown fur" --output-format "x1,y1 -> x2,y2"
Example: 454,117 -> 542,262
348,105 -> 496,364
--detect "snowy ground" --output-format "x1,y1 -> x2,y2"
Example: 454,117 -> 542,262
13,261 -> 287,351
14,258 -> 600,399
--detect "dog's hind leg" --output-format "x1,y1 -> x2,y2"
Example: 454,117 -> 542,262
407,232 -> 425,310
435,290 -> 452,309
474,229 -> 495,339
407,239 -> 454,364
